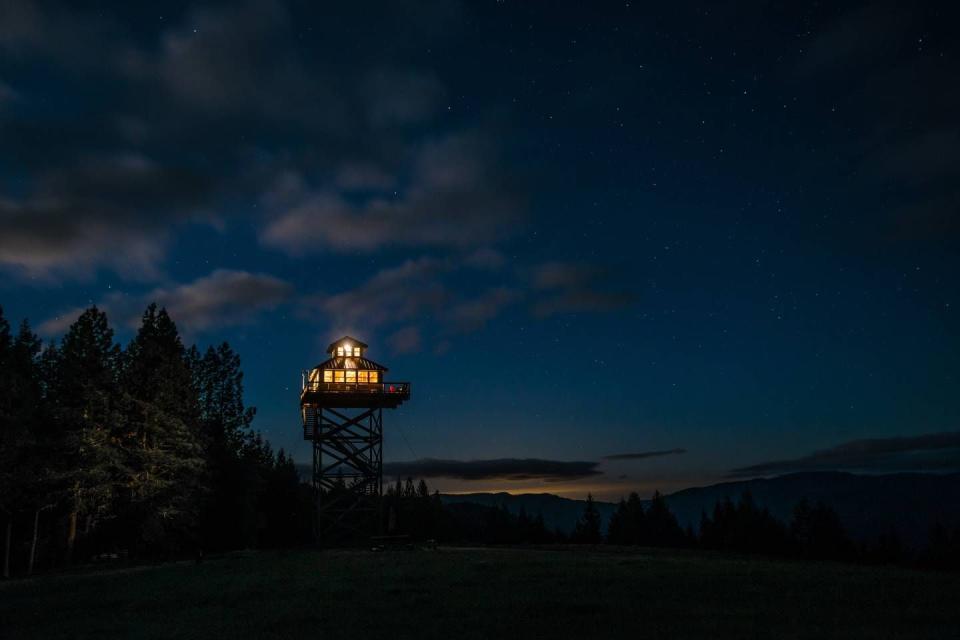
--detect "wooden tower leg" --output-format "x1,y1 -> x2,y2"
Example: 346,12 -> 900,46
312,406 -> 384,546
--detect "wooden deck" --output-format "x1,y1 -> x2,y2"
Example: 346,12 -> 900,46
300,381 -> 411,409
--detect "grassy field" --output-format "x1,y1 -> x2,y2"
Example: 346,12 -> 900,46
2,546 -> 959,639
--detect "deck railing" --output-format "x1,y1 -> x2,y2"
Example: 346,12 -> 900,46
300,380 -> 411,396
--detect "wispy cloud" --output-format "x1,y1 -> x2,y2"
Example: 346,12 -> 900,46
0,153 -> 213,280
603,448 -> 687,461
729,431 -> 960,477
38,269 -> 293,336
261,133 -> 524,254
528,261 -> 635,317
147,269 -> 293,332
384,458 -> 603,482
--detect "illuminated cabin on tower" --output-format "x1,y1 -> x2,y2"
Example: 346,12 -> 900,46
300,336 -> 410,544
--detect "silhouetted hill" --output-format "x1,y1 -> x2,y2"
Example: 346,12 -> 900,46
663,471 -> 960,548
441,472 -> 960,547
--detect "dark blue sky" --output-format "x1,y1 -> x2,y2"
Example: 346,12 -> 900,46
1,1 -> 958,498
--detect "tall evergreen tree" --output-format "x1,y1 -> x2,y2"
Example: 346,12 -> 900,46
606,498 -> 629,545
573,493 -> 603,543
121,305 -> 205,554
0,307 -> 15,577
45,307 -> 125,562
645,491 -> 685,547
192,342 -> 259,550
790,498 -> 851,561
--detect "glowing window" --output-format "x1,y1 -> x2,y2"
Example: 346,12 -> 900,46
334,370 -> 345,383
323,370 -> 332,383
346,370 -> 356,383
355,348 -> 362,357
369,371 -> 379,383
336,346 -> 344,356
358,371 -> 369,383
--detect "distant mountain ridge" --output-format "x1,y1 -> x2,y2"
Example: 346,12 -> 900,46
440,491 -> 619,535
441,472 -> 960,547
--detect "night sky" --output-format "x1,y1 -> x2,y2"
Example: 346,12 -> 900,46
2,1 -> 958,499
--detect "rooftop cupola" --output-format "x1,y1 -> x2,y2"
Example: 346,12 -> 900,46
327,336 -> 367,358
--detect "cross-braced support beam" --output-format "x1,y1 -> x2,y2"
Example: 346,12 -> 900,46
306,405 -> 383,545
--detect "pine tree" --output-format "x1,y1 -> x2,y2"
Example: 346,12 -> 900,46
0,307 -> 15,577
9,321 -> 46,575
624,492 -> 646,544
573,493 -> 602,544
121,305 -> 205,554
416,478 -> 430,499
790,499 -> 851,561
645,491 -> 684,547
192,341 -> 258,550
262,449 -> 310,548
606,498 -> 629,544
46,307 -> 125,562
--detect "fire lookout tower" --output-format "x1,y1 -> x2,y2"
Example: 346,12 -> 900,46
300,336 -> 410,544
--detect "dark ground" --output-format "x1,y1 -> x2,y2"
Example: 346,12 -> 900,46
2,546 -> 959,639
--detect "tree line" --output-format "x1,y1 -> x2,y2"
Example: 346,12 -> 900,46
0,304 -> 313,577
384,485 -> 960,570
582,490 -> 960,570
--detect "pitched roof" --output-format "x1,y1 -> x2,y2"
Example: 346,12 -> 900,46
313,356 -> 389,372
326,335 -> 369,353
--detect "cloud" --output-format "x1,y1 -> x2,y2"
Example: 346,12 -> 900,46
335,163 -> 397,192
531,262 -> 600,290
0,80 -> 18,104
448,287 -> 521,332
383,458 -> 603,482
603,448 -> 687,461
37,307 -> 88,337
152,0 -> 346,129
0,1 -> 487,282
798,5 -> 911,75
532,290 -> 634,317
301,255 -> 634,351
303,257 -> 451,337
387,326 -> 422,355
146,269 -> 293,332
300,254 -> 523,344
38,269 -> 293,336
729,431 -> 960,478
0,0 -> 133,71
793,5 -> 960,251
361,68 -> 446,126
261,133 -> 524,254
0,153 -> 213,279
528,261 -> 634,317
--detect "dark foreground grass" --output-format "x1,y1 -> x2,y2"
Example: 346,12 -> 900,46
2,546 -> 959,639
